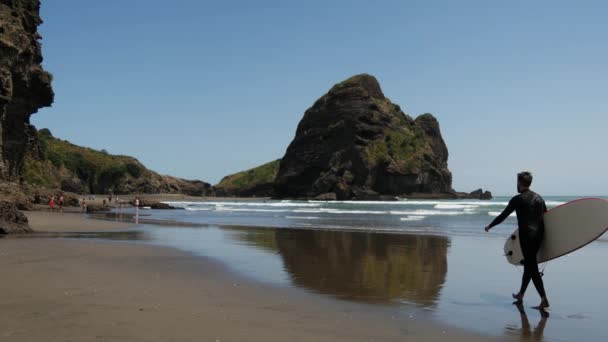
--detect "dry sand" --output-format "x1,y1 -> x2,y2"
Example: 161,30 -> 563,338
0,212 -> 503,341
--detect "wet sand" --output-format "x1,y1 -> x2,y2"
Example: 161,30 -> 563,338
0,213 -> 499,341
25,210 -> 133,232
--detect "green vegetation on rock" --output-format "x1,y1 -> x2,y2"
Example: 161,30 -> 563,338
21,128 -> 213,196
365,127 -> 430,171
215,159 -> 280,196
24,129 -> 146,193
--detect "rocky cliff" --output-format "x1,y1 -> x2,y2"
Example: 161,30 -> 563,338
274,74 -> 457,200
0,0 -> 53,182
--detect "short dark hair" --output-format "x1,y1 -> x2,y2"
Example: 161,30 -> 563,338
518,171 -> 533,187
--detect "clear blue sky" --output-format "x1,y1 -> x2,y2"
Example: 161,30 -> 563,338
33,0 -> 607,195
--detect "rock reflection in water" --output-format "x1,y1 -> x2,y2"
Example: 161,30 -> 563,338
237,228 -> 449,307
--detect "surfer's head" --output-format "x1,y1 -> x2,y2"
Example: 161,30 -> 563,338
517,171 -> 533,193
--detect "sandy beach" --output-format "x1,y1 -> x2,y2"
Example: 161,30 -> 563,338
0,211 -> 500,342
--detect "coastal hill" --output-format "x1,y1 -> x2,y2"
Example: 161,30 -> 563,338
24,129 -> 214,196
214,159 -> 280,197
219,74 -> 491,200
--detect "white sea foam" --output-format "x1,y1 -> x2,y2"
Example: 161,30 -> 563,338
400,216 -> 426,221
162,201 -> 320,208
206,201 -> 321,207
546,201 -> 566,207
488,211 -> 516,217
390,210 -> 471,216
397,200 -> 510,206
184,207 -> 212,211
214,207 -> 291,213
308,200 -> 407,205
434,204 -> 479,209
319,208 -> 387,215
293,209 -> 323,214
285,216 -> 320,220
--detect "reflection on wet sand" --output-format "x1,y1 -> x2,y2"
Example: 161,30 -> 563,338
235,228 -> 449,307
505,302 -> 549,341
90,212 -> 206,227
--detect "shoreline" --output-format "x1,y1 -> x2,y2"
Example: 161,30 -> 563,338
0,210 -> 501,341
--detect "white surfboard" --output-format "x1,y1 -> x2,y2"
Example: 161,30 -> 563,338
504,198 -> 608,265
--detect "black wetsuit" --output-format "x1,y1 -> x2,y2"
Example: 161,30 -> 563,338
489,189 -> 547,298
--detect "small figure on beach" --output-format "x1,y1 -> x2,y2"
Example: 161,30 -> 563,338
484,171 -> 550,309
49,195 -> 56,211
81,198 -> 87,212
58,194 -> 65,212
134,197 -> 140,208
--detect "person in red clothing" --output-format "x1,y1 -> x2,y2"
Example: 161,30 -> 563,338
49,195 -> 56,211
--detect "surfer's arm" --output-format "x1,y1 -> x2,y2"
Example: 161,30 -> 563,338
486,197 -> 517,230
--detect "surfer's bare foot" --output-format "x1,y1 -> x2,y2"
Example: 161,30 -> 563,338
533,297 -> 550,310
512,292 -> 524,303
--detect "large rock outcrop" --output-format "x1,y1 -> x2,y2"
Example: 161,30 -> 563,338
0,200 -> 31,234
274,74 -> 455,200
0,0 -> 54,182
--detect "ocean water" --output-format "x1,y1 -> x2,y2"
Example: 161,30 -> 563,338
155,196 -> 607,241
109,196 -> 608,341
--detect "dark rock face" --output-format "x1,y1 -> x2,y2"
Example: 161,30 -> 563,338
0,200 -> 31,234
469,188 -> 493,200
85,203 -> 111,213
0,0 -> 54,182
137,200 -> 176,210
122,173 -> 215,197
274,74 -> 454,200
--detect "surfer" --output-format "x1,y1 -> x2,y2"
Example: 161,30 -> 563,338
484,171 -> 550,309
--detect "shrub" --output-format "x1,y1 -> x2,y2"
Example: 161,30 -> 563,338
125,162 -> 143,178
